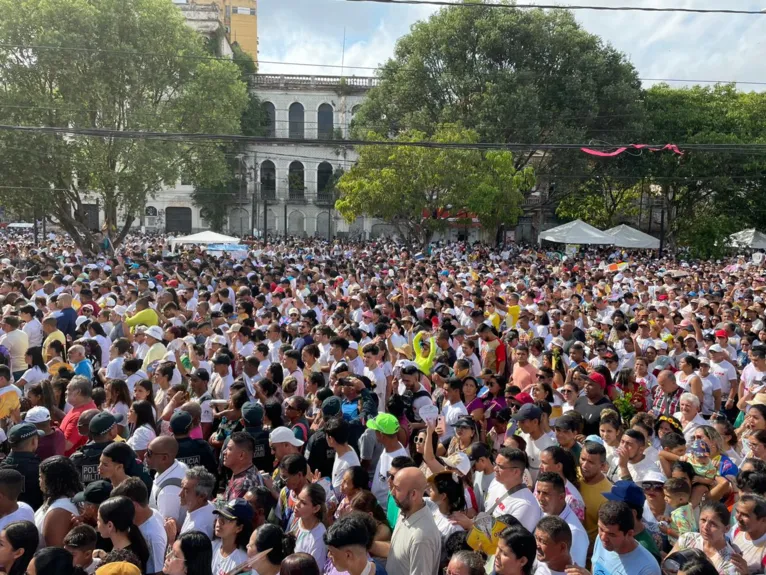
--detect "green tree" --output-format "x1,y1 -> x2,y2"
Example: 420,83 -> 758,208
352,2 -> 643,204
336,125 -> 533,246
0,0 -> 248,252
191,43 -> 268,233
641,84 -> 766,252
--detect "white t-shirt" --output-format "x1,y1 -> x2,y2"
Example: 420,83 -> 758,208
484,480 -> 541,533
20,366 -> 47,392
138,509 -> 167,575
519,430 -> 556,483
106,357 -> 126,381
440,400 -> 468,441
371,444 -> 408,507
0,503 -> 34,532
211,541 -> 248,575
698,372 -> 722,415
294,521 -> 327,571
109,401 -> 130,422
332,448 -> 361,495
710,360 -> 737,395
731,526 -> 766,574
127,424 -> 157,452
741,363 -> 766,396
180,502 -> 216,539
533,563 -> 566,575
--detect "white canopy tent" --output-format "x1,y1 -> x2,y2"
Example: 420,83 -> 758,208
605,224 -> 661,249
538,219 -> 614,245
728,229 -> 766,250
169,231 -> 241,250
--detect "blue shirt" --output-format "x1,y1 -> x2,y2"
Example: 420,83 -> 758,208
74,359 -> 93,381
591,536 -> 661,575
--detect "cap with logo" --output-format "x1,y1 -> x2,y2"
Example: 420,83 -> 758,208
190,368 -> 210,382
8,423 -> 44,443
89,412 -> 120,436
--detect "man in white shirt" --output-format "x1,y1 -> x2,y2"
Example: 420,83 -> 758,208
732,494 -> 766,574
362,343 -> 387,413
0,469 -> 34,532
534,515 -> 578,575
178,466 -> 217,538
514,403 -> 555,483
439,377 -> 468,444
535,472 -> 588,567
19,307 -> 43,348
709,345 -> 738,410
0,316 -> 28,379
210,354 -> 234,400
482,447 -> 541,533
146,436 -> 188,526
368,414 -> 409,507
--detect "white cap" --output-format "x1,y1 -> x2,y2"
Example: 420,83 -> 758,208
112,305 -> 127,317
75,316 -> 90,328
210,335 -> 227,345
269,426 -> 304,447
709,344 -> 725,353
348,341 -> 359,350
443,452 -> 471,476
640,470 -> 667,485
145,325 -> 164,341
104,297 -> 116,308
25,406 -> 50,424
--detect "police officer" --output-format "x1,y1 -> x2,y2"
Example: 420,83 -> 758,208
70,411 -> 121,486
304,397 -> 341,479
0,423 -> 43,510
171,411 -> 218,477
72,480 -> 113,552
240,402 -> 273,474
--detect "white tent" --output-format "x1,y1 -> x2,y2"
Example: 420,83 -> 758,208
605,224 -> 661,249
169,231 -> 241,250
538,219 -> 614,245
728,229 -> 766,250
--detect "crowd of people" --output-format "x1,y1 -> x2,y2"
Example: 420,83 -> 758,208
0,232 -> 761,575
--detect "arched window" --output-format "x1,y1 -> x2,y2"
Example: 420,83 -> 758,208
145,206 -> 158,217
262,102 -> 276,137
288,161 -> 305,201
352,105 -> 361,117
317,103 -> 334,139
289,102 -> 304,139
317,162 -> 334,203
260,160 -> 276,200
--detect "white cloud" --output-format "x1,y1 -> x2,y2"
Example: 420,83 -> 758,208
256,0 -> 766,90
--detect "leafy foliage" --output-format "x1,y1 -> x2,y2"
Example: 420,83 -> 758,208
336,125 -> 533,246
0,0 -> 248,252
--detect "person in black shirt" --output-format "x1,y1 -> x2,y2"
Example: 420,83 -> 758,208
240,402 -> 273,474
72,480 -> 114,553
71,411 -> 121,486
0,423 -> 43,510
171,411 -> 218,477
304,399 -> 342,479
574,372 -> 614,436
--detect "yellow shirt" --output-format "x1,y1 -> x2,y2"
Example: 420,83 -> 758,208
42,330 -> 66,361
0,385 -> 20,421
506,305 -> 520,329
125,308 -> 159,331
142,342 -> 167,371
579,474 -> 613,543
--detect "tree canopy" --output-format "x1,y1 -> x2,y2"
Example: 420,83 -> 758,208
0,0 -> 249,252
336,125 -> 534,246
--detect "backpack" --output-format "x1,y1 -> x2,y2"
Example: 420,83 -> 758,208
403,389 -> 431,423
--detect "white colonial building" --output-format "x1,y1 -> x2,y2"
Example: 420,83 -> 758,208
142,73 -> 388,239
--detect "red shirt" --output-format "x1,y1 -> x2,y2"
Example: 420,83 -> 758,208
61,401 -> 97,456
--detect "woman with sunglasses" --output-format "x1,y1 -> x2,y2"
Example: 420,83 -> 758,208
559,382 -> 579,415
462,376 -> 485,439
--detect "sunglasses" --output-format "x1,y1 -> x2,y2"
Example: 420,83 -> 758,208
414,437 -> 425,444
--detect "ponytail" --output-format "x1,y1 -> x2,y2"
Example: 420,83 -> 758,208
126,524 -> 150,572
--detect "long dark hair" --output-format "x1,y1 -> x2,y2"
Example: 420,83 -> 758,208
254,524 -> 296,567
39,456 -> 82,503
263,399 -> 284,429
131,399 -> 157,434
30,547 -> 86,575
177,531 -> 213,575
24,347 -> 46,372
348,490 -> 388,527
98,496 -> 149,571
4,521 -> 38,575
279,553 -> 320,575
542,446 -> 580,489
428,471 -> 466,513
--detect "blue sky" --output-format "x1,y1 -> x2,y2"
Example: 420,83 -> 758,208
256,0 -> 766,90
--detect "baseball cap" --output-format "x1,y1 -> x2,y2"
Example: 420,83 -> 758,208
442,452 -> 471,476
145,325 -> 164,341
690,439 -> 711,457
170,410 -> 193,434
321,396 -> 342,418
73,480 -> 113,505
584,434 -> 604,446
7,423 -> 43,443
553,415 -> 578,432
269,426 -> 304,447
467,442 -> 491,462
453,416 -> 475,429
25,406 -> 50,424
708,344 -> 725,353
587,372 -> 607,390
512,392 -> 534,406
190,368 -> 210,382
89,412 -> 120,436
366,413 -> 400,435
603,480 -> 646,508
241,402 -> 264,427
715,330 -> 727,338
213,498 -> 255,524
96,563 -> 141,575
512,403 -> 543,422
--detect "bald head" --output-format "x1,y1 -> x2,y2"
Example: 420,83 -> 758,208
147,436 -> 178,473
77,409 -> 100,435
396,467 -> 426,494
58,293 -> 72,307
658,369 -> 678,392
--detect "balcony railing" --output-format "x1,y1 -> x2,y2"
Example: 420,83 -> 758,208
253,74 -> 379,90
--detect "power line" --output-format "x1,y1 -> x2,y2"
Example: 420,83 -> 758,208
341,0 -> 766,15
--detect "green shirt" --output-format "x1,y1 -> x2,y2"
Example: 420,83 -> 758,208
634,527 -> 662,564
386,492 -> 400,530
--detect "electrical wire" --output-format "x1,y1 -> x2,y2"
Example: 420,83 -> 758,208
341,0 -> 766,15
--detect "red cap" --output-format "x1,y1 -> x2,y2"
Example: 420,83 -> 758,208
715,329 -> 727,338
513,392 -> 534,405
588,372 -> 607,390
658,294 -> 668,301
274,287 -> 285,294
167,279 -> 178,288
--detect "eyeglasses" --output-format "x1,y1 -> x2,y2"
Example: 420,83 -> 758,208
561,389 -> 574,395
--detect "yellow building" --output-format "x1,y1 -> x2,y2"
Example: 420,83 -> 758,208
191,0 -> 258,62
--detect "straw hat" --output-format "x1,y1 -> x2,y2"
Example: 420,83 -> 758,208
395,344 -> 414,360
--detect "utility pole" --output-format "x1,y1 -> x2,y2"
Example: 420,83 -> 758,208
659,193 -> 666,257
251,151 -> 258,237
238,154 -> 245,237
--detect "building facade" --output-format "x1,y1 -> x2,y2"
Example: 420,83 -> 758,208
173,0 -> 258,61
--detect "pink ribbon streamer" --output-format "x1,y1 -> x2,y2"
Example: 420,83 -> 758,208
581,143 -> 684,157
